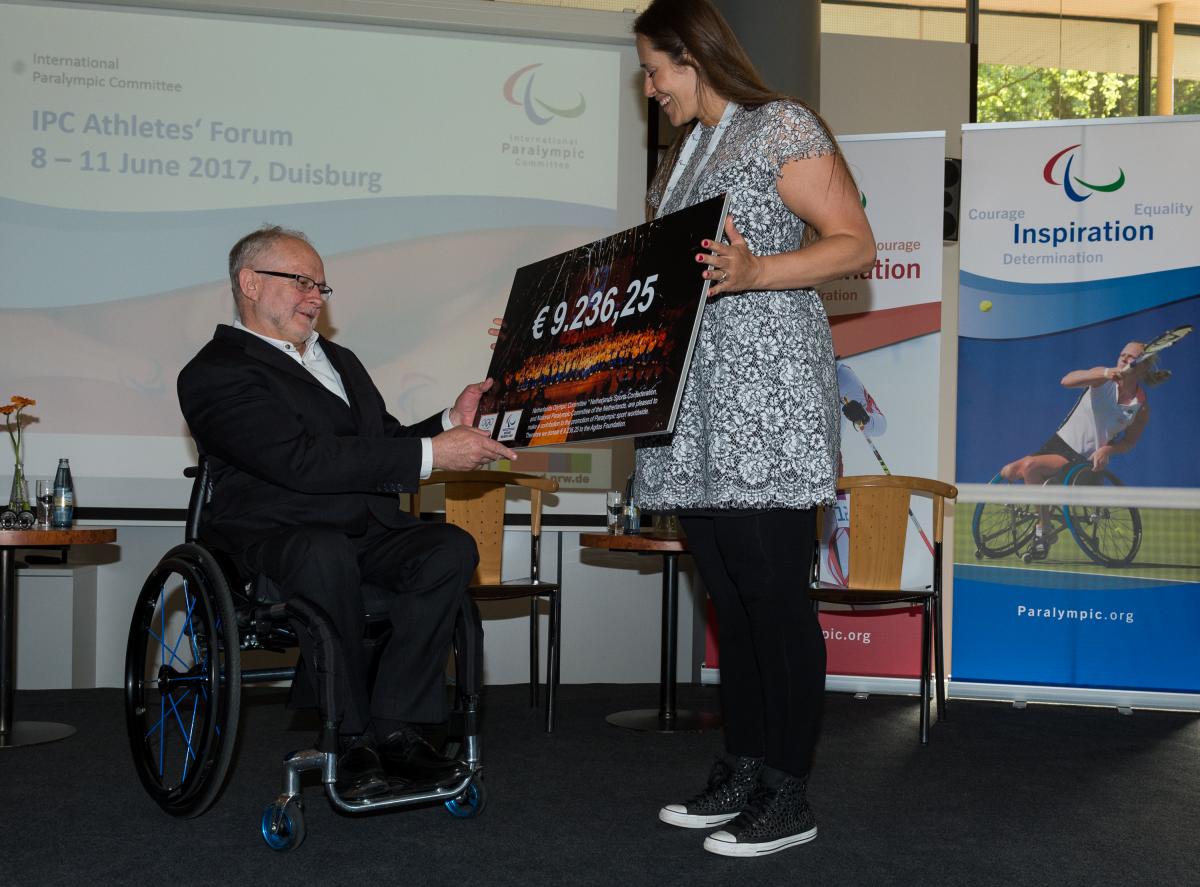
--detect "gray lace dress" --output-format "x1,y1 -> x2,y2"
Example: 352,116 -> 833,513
635,101 -> 840,512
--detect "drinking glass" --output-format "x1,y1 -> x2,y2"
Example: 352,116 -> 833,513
36,479 -> 53,528
651,513 -> 681,539
606,490 -> 625,534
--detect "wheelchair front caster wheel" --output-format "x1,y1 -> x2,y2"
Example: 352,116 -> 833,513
261,798 -> 306,851
445,779 -> 487,818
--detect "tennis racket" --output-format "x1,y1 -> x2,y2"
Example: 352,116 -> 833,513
842,396 -> 936,556
1130,324 -> 1193,366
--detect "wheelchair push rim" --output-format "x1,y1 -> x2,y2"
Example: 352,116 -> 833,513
972,474 -> 1039,559
125,544 -> 242,818
1061,466 -> 1143,567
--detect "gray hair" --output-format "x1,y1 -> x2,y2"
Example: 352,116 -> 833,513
227,225 -> 311,314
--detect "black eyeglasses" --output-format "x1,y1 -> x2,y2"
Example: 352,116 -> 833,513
253,270 -> 333,299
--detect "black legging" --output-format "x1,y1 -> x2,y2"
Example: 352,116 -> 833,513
681,509 -> 825,777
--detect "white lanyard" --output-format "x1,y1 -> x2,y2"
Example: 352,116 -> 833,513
657,100 -> 738,218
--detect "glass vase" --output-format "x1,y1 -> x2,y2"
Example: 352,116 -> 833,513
9,462 -> 29,512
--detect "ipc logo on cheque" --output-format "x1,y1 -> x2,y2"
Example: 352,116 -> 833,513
497,410 -> 522,442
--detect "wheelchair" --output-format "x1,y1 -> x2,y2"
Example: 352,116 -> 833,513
971,462 -> 1143,567
124,458 -> 486,851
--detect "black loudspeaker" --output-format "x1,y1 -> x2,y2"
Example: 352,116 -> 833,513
944,157 -> 962,242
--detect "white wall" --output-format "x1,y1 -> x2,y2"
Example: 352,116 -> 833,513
15,525 -> 703,690
16,525 -> 186,689
477,528 -> 702,686
821,32 -> 971,157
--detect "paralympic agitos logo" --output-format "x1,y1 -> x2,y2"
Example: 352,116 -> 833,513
1043,144 -> 1126,203
503,64 -> 586,125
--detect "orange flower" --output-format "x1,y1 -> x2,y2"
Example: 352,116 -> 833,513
3,396 -> 37,464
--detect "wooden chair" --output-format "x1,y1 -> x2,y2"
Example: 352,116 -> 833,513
411,470 -> 561,733
810,474 -> 958,745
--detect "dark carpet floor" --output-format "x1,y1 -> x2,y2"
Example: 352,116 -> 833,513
1,684 -> 1197,886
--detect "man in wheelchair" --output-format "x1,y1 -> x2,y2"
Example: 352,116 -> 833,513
178,225 -> 517,800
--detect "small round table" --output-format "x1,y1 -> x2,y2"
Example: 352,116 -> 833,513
580,531 -> 720,734
0,526 -> 118,748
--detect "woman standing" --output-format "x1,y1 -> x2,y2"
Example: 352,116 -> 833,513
632,0 -> 875,857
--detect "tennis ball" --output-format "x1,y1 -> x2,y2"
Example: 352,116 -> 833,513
979,300 -> 993,312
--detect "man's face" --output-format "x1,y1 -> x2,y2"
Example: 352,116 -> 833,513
239,237 -> 327,347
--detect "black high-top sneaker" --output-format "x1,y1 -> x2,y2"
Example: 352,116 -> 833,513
703,773 -> 817,857
659,755 -> 763,828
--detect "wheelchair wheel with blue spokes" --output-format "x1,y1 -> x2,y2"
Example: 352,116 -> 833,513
445,778 -> 487,818
125,544 -> 241,818
1062,467 -> 1142,567
972,474 -> 1038,559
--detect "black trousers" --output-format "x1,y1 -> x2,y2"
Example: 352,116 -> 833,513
237,517 -> 477,735
680,509 -> 825,777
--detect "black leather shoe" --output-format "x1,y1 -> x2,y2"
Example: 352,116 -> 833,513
335,742 -> 389,800
379,727 -> 468,786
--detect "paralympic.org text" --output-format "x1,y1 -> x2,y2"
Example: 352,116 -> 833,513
1016,605 -> 1134,625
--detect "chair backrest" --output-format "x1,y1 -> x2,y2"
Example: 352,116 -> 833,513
836,475 -> 958,591
411,470 -> 559,585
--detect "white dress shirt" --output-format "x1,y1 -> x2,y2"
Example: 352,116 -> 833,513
233,320 -> 446,477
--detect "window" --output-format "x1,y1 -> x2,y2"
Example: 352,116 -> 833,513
822,2 -> 965,42
978,12 -> 1140,121
1151,30 -> 1200,114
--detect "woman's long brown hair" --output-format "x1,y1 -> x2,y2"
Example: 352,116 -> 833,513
634,0 -> 854,238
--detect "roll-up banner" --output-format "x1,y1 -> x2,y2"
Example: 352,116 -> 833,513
954,117 -> 1200,705
702,132 -> 946,687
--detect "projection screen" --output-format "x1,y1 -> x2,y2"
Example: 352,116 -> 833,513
0,0 -> 646,510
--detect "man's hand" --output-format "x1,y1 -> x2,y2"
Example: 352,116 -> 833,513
488,317 -> 503,350
432,425 -> 517,471
448,378 -> 494,427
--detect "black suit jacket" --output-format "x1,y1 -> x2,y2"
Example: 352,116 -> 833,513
178,324 -> 445,553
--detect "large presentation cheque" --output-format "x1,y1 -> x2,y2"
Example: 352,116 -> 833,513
477,195 -> 729,447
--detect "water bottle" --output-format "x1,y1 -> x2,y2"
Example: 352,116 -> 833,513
51,458 -> 74,529
623,471 -> 640,534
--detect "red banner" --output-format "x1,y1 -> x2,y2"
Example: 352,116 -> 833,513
819,607 -> 922,678
704,603 -> 923,679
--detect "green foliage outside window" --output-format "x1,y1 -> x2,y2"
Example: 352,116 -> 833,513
979,64 -> 1200,120
978,64 -> 1138,121
1152,79 -> 1200,115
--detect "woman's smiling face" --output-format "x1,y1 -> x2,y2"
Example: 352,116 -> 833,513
636,35 -> 703,127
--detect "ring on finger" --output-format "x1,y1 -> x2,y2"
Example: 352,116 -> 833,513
720,270 -> 729,282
